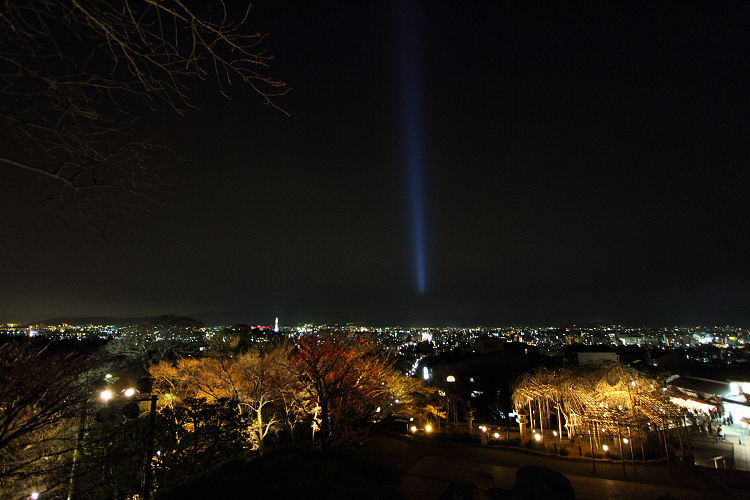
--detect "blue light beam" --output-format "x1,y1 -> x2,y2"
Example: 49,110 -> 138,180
397,0 -> 427,294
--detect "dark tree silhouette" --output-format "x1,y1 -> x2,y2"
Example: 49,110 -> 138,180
0,341 -> 102,499
0,0 -> 286,239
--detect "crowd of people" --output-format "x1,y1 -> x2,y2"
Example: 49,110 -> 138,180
694,407 -> 734,440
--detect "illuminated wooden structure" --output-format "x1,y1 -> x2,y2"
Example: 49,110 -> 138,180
512,362 -> 688,462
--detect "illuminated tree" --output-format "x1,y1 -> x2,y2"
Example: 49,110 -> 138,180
0,341 -> 101,499
424,404 -> 447,426
512,362 -> 683,450
0,0 -> 286,238
233,346 -> 291,453
149,342 -> 294,454
150,334 -> 429,455
288,333 -> 427,450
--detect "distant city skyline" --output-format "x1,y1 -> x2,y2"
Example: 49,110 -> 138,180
5,311 -> 750,331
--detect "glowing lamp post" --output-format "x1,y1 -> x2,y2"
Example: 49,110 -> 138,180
95,378 -> 157,500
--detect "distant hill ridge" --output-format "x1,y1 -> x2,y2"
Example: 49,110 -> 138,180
27,311 -> 272,327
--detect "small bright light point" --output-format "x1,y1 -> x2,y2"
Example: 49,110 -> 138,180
409,417 -> 414,421
376,407 -> 381,413
493,432 -> 500,439
105,374 -> 112,380
422,366 -> 429,381
31,493 -> 39,500
425,424 -> 432,432
553,431 -> 558,437
631,381 -> 636,387
534,433 -> 542,441
100,390 -> 112,401
603,445 -> 609,452
410,426 -> 417,433
124,388 -> 135,397
623,438 -> 629,444
446,375 -> 456,382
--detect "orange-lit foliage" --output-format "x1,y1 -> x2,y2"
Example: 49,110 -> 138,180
149,341 -> 296,452
289,333 -> 422,449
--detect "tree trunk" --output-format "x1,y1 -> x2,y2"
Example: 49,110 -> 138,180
256,411 -> 266,456
320,404 -> 329,451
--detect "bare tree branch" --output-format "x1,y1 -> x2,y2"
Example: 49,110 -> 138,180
0,341 -> 104,499
0,0 -> 286,237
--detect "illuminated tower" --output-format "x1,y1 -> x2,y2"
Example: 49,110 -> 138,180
274,317 -> 279,333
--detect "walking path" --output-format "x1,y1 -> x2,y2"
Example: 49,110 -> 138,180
400,456 -> 719,500
722,423 -> 750,471
360,432 -> 750,500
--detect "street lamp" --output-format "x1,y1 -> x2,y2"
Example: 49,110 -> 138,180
479,426 -> 489,444
93,377 -> 157,500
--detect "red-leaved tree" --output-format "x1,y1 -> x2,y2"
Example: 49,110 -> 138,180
288,333 -> 424,450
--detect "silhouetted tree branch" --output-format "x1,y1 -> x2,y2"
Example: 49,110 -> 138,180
0,342 -> 102,499
0,0 -> 286,236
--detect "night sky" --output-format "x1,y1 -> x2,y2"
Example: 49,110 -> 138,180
3,1 -> 750,327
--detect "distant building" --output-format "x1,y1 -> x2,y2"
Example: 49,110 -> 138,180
562,345 -> 618,365
473,336 -> 503,354
419,349 -> 545,424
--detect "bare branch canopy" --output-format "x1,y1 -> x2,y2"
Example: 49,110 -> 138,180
0,0 -> 286,234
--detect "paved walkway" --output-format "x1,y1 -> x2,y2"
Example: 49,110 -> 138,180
360,433 -> 750,500
399,456 -> 721,500
722,423 -> 750,471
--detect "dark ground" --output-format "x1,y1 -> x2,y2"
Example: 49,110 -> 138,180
154,426 -> 750,499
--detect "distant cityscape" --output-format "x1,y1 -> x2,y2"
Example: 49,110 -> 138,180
3,320 -> 748,364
